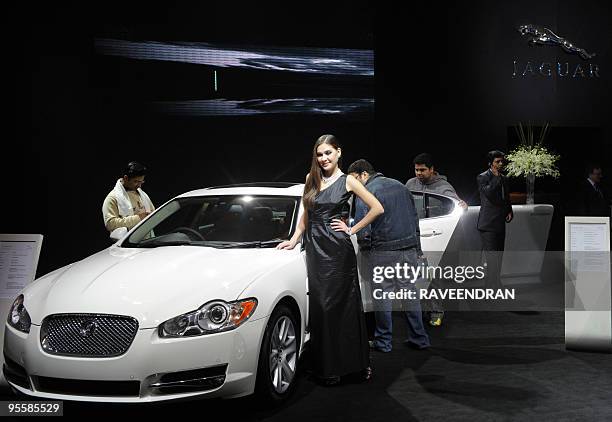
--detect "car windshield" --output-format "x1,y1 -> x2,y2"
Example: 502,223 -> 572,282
122,195 -> 299,249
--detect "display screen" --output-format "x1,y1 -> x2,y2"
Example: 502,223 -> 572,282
95,38 -> 374,117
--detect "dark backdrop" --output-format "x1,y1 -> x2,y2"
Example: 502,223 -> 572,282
2,0 -> 611,275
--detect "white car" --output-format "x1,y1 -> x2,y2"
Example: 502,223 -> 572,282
3,183 -> 462,403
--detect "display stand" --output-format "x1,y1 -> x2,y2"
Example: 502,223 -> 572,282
0,234 -> 44,385
502,204 -> 554,282
564,217 -> 611,352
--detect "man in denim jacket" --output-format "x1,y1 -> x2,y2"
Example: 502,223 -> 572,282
348,159 -> 430,352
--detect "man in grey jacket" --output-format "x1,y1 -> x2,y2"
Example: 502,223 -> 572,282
406,153 -> 466,327
406,153 -> 467,208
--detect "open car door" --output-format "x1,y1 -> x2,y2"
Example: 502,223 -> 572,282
413,192 -> 463,267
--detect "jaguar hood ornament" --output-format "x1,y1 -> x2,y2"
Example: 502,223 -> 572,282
518,24 -> 596,60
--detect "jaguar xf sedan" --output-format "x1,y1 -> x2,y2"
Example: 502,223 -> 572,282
3,182 -> 462,402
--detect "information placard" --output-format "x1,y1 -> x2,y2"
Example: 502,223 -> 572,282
0,234 -> 43,386
564,217 -> 611,352
0,236 -> 42,299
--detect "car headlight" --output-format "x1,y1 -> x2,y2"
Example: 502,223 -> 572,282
7,294 -> 31,333
159,298 -> 257,338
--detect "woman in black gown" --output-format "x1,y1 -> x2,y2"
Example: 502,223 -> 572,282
277,134 -> 384,384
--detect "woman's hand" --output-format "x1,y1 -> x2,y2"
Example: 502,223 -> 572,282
276,239 -> 298,250
330,218 -> 350,234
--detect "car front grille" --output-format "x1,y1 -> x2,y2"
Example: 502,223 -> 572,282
40,314 -> 139,358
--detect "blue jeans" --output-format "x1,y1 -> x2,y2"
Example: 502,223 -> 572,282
367,248 -> 431,351
373,309 -> 430,351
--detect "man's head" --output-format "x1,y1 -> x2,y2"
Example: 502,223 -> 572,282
586,163 -> 603,184
487,150 -> 505,173
121,161 -> 147,191
413,153 -> 435,183
348,159 -> 376,184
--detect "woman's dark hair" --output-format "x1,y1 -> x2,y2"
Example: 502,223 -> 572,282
487,150 -> 505,166
123,161 -> 148,178
303,134 -> 341,210
347,159 -> 375,175
413,153 -> 434,168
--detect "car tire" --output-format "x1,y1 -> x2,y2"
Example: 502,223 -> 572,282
255,303 -> 300,405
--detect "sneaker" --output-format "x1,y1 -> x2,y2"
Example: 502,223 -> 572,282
368,340 -> 391,353
429,312 -> 444,327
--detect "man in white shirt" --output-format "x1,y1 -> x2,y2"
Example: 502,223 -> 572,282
102,162 -> 155,234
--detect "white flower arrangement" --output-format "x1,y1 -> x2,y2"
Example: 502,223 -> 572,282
505,145 -> 560,178
506,122 -> 560,178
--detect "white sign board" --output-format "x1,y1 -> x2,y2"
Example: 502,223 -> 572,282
0,234 -> 43,299
564,217 -> 611,353
570,223 -> 608,252
0,238 -> 42,299
0,234 -> 43,387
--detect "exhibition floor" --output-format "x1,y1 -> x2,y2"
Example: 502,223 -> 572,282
2,311 -> 611,421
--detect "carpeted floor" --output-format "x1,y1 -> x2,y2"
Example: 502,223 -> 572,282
2,311 -> 611,421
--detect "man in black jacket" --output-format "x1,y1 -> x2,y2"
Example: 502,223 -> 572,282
577,164 -> 611,217
477,151 -> 513,290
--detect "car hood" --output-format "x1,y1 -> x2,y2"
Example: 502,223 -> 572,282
24,245 -> 299,328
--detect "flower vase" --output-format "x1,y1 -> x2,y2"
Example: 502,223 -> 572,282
526,173 -> 535,205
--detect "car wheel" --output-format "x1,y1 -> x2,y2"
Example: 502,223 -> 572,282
255,304 -> 299,404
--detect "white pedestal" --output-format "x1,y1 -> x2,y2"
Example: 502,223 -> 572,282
564,217 -> 611,353
502,204 -> 554,279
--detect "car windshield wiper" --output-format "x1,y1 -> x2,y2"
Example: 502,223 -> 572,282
215,239 -> 283,249
138,239 -> 194,248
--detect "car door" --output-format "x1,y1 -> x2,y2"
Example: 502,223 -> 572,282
413,191 -> 463,267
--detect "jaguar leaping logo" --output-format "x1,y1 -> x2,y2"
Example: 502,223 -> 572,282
518,24 -> 596,60
79,320 -> 98,338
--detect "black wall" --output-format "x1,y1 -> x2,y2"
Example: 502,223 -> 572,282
3,1 -> 611,275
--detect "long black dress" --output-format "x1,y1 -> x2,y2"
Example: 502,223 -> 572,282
303,174 -> 370,378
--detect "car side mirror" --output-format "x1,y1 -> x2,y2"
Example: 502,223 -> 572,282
109,227 -> 128,242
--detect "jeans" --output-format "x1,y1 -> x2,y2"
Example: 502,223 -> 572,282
373,308 -> 430,351
365,248 -> 431,351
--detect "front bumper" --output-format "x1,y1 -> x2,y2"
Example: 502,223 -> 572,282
3,317 -> 267,402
